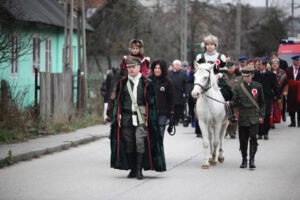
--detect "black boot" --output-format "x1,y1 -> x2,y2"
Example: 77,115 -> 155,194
297,112 -> 300,127
240,159 -> 247,168
126,153 -> 136,178
289,112 -> 296,127
282,113 -> 286,122
240,147 -> 247,168
136,153 -> 144,180
249,143 -> 257,169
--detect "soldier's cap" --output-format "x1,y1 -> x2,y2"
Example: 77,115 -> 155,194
291,55 -> 300,60
238,56 -> 248,61
226,61 -> 235,67
241,65 -> 255,76
125,56 -> 142,67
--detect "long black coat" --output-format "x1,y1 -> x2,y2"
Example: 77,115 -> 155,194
168,70 -> 187,105
253,70 -> 281,103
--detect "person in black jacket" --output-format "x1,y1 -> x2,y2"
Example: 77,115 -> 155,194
168,60 -> 187,125
149,59 -> 174,139
253,58 -> 281,140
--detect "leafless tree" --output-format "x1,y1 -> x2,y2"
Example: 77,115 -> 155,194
0,0 -> 32,70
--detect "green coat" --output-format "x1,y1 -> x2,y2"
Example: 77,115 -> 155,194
230,81 -> 265,127
110,76 -> 166,172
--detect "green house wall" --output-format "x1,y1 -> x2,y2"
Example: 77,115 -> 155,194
0,25 -> 79,107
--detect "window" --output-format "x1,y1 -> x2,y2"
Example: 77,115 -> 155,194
32,34 -> 40,74
11,32 -> 18,76
45,36 -> 52,72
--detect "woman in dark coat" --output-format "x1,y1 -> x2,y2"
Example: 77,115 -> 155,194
149,59 -> 174,140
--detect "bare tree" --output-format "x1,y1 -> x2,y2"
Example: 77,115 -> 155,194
0,0 -> 32,69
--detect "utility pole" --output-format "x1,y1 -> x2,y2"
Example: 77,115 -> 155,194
235,0 -> 241,59
63,0 -> 73,73
266,0 -> 268,7
292,0 -> 294,37
76,0 -> 87,112
180,0 -> 187,61
62,0 -> 74,120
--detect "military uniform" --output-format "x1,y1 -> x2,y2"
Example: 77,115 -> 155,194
229,65 -> 265,169
223,62 -> 243,138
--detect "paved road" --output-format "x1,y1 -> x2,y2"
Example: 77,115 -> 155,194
0,121 -> 299,200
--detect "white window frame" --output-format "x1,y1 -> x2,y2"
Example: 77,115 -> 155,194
45,35 -> 52,73
11,31 -> 18,77
32,34 -> 41,75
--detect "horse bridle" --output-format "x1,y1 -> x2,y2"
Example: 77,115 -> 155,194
193,69 -> 212,94
193,69 -> 226,105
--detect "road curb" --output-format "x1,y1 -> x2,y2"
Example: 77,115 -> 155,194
0,135 -> 108,168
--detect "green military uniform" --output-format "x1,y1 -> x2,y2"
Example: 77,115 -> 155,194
223,61 -> 243,138
229,65 -> 265,169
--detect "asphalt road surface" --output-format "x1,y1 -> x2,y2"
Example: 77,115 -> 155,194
1,121 -> 299,200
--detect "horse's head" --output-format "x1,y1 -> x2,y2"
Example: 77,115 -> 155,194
191,62 -> 216,99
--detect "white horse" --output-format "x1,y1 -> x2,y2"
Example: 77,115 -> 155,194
191,62 -> 228,169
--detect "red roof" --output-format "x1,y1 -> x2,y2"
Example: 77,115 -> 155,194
278,43 -> 300,54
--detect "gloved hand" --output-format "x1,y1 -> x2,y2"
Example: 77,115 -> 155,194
169,113 -> 175,127
168,113 -> 175,134
167,124 -> 173,134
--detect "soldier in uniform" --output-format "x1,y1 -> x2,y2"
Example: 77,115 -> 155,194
110,56 -> 166,180
223,61 -> 243,138
226,65 -> 265,169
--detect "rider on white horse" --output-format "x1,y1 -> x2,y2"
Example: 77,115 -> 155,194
195,35 -> 236,122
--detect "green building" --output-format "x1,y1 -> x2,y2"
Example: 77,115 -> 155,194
0,0 -> 92,107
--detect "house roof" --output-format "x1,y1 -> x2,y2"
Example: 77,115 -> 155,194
1,0 -> 93,31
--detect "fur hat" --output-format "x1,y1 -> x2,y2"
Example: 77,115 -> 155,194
204,35 -> 218,47
129,39 -> 144,55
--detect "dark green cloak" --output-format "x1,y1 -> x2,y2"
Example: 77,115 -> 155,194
110,76 -> 166,172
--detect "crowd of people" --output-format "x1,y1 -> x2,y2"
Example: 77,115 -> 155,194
101,36 -> 300,179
